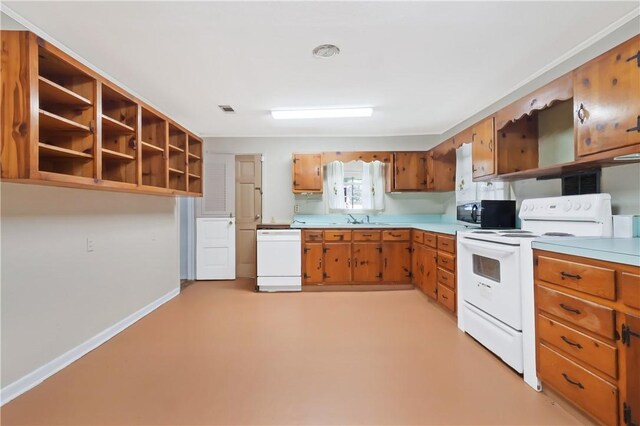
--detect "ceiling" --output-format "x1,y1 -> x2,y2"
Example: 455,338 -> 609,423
3,1 -> 638,137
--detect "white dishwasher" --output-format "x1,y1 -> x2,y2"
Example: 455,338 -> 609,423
257,229 -> 301,292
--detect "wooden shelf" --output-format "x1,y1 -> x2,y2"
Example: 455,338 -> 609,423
39,142 -> 92,160
188,173 -> 201,179
38,76 -> 92,108
39,109 -> 91,133
102,148 -> 135,161
188,152 -> 201,160
169,144 -> 184,153
140,141 -> 164,154
169,167 -> 185,175
102,114 -> 135,134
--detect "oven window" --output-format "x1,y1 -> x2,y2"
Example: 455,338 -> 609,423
473,254 -> 501,283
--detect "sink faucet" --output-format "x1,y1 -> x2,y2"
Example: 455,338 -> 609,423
347,214 -> 361,224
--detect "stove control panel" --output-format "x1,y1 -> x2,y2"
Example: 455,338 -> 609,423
519,194 -> 611,222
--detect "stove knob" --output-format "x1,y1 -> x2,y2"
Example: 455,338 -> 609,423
563,200 -> 572,212
583,201 -> 592,211
573,202 -> 581,211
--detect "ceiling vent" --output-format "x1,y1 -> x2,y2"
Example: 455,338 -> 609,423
218,105 -> 235,113
312,44 -> 340,59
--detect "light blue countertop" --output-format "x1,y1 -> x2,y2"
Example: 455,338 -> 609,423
532,237 -> 640,267
290,214 -> 471,235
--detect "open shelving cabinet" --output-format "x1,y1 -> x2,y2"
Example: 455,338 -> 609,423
100,83 -> 137,185
1,30 -> 203,196
168,124 -> 187,191
37,41 -> 96,179
187,134 -> 203,193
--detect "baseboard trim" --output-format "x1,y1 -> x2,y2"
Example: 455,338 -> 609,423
0,287 -> 180,406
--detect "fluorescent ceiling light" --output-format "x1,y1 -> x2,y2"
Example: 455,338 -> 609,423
271,107 -> 373,120
614,153 -> 640,161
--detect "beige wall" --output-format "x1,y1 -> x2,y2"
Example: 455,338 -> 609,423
0,183 -> 180,387
205,135 -> 455,222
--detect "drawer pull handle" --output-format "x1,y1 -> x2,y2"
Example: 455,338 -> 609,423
560,336 -> 583,349
390,233 -> 401,238
561,373 -> 584,389
362,234 -> 372,237
559,303 -> 581,315
560,271 -> 582,280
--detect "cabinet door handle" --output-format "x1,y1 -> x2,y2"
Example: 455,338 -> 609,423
576,103 -> 586,124
627,50 -> 640,66
488,140 -> 493,151
561,373 -> 584,389
560,336 -> 583,349
626,116 -> 640,133
384,258 -> 388,269
560,271 -> 582,280
559,303 -> 581,315
348,258 -> 351,268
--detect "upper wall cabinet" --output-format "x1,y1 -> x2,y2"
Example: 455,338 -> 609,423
427,139 -> 456,191
471,116 -> 496,179
292,153 -> 323,193
574,34 -> 640,157
393,152 -> 428,191
0,31 -> 203,196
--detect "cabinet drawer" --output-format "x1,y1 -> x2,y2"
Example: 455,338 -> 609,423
412,230 -> 424,244
536,255 -> 615,300
437,268 -> 455,290
324,230 -> 352,242
537,314 -> 617,379
303,230 -> 323,242
382,230 -> 410,241
536,286 -> 615,340
424,232 -> 437,248
538,343 -> 617,426
437,235 -> 456,254
438,284 -> 455,312
621,272 -> 640,310
437,252 -> 455,272
353,230 -> 381,241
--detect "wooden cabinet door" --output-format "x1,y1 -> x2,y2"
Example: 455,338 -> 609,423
621,313 -> 640,426
575,35 -> 640,157
472,117 -> 496,179
292,153 -> 322,192
412,244 -> 424,289
382,242 -> 412,283
427,141 -> 456,192
422,247 -> 438,299
393,152 -> 427,190
323,243 -> 351,283
352,243 -> 382,283
302,243 -> 323,284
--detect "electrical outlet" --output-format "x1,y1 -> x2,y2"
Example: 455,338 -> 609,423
294,204 -> 300,213
86,237 -> 95,252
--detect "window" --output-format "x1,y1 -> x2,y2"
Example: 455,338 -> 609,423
326,160 -> 385,211
343,176 -> 363,209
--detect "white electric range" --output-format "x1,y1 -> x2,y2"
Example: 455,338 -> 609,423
456,193 -> 613,391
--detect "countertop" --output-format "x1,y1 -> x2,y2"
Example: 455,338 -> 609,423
288,215 -> 470,236
532,237 -> 640,267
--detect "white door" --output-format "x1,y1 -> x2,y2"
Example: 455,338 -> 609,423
196,218 -> 236,280
195,152 -> 236,280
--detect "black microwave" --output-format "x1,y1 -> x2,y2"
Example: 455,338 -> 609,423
457,200 -> 516,229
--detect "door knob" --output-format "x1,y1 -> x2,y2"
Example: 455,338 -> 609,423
255,214 -> 261,220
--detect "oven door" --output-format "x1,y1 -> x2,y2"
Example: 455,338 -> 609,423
458,237 -> 522,330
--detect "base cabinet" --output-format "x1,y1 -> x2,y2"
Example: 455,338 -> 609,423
302,229 -> 410,286
534,249 -> 640,426
412,231 -> 456,313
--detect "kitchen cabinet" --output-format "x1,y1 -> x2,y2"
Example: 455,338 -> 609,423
302,228 -> 410,286
411,230 -> 455,308
471,116 -> 496,179
574,35 -> 640,157
393,152 -> 428,191
353,243 -> 382,282
292,153 -> 322,193
422,246 -> 438,300
427,139 -> 456,192
0,31 -> 203,196
412,241 -> 423,290
533,249 -> 640,426
382,241 -> 412,283
302,242 -> 323,284
323,242 -> 352,283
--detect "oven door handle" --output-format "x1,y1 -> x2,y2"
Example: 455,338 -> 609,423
459,238 -> 519,258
